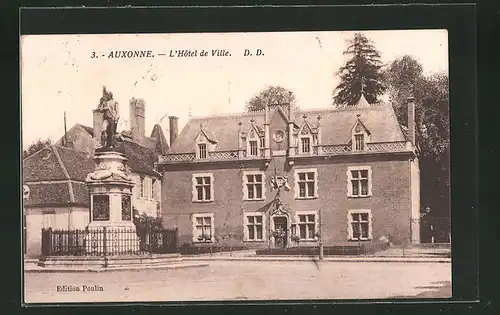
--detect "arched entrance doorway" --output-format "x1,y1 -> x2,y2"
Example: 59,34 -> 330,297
271,215 -> 289,248
269,196 -> 291,248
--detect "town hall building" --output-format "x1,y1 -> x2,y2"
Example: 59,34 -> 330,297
157,95 -> 420,249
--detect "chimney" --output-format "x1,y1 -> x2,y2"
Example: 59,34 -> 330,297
407,96 -> 416,144
92,109 -> 104,143
129,98 -> 146,142
169,116 -> 179,146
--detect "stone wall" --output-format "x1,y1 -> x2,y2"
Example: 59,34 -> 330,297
161,153 -> 416,248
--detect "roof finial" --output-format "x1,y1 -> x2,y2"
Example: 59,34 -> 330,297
199,123 -> 203,129
303,114 -> 307,120
357,114 -> 361,118
360,77 -> 364,94
189,104 -> 192,119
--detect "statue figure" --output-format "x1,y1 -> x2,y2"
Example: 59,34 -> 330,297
97,86 -> 120,148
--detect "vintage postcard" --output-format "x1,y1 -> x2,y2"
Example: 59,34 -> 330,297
22,30 -> 451,303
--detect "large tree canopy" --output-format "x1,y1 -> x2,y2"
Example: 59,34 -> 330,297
245,85 -> 298,112
384,55 -> 450,227
23,138 -> 52,159
333,33 -> 386,106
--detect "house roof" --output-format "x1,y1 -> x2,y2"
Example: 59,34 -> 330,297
23,141 -> 160,207
79,124 -> 94,136
149,124 -> 169,155
121,140 -> 160,177
23,145 -> 94,207
169,98 -> 406,154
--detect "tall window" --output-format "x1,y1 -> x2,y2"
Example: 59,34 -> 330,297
301,137 -> 311,154
192,173 -> 214,202
249,140 -> 258,156
151,179 -> 157,200
198,143 -> 207,159
354,134 -> 365,151
245,214 -> 264,241
244,172 -> 264,200
260,137 -> 265,148
295,169 -> 317,199
42,211 -> 56,229
296,212 -> 317,240
192,213 -> 214,242
348,210 -> 372,240
348,166 -> 372,197
140,176 -> 145,198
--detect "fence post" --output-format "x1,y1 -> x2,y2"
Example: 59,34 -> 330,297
41,228 -> 47,256
175,228 -> 179,252
75,229 -> 79,255
103,226 -> 107,256
48,228 -> 53,256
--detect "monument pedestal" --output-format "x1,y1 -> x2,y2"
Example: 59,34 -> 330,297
85,147 -> 140,255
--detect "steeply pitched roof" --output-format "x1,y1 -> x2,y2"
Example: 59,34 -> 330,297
79,124 -> 94,136
150,124 -> 169,155
122,140 -> 161,177
55,146 -> 95,180
169,101 -> 406,154
23,141 -> 160,207
24,182 -> 75,207
23,145 -> 93,207
23,145 -> 68,182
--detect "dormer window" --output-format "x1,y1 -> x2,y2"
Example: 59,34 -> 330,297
249,140 -> 258,156
300,137 -> 311,154
246,124 -> 261,157
351,117 -> 370,152
198,143 -> 207,159
194,124 -> 218,160
298,119 -> 314,155
354,134 -> 365,151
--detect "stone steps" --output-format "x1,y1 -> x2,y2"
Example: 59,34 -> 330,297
38,253 -> 183,268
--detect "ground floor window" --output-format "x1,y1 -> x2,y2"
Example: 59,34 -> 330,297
348,209 -> 372,241
244,212 -> 265,241
192,213 -> 214,242
295,211 -> 318,240
42,211 -> 56,229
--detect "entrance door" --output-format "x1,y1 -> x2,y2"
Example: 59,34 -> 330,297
273,216 -> 288,248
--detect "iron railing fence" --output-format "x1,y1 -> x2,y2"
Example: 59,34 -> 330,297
416,216 -> 451,244
41,227 -> 178,256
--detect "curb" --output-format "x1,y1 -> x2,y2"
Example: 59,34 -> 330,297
181,257 -> 451,263
24,262 -> 209,273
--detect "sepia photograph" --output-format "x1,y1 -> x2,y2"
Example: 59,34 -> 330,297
21,29 -> 451,303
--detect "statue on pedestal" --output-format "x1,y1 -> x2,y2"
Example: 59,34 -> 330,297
97,86 -> 120,149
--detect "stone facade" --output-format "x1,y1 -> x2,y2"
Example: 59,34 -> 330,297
159,95 -> 420,249
162,154 -> 417,248
130,173 -> 162,218
24,206 -> 89,257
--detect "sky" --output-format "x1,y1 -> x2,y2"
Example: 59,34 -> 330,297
21,30 -> 448,149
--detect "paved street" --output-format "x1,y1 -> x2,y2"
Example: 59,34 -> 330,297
24,261 -> 451,303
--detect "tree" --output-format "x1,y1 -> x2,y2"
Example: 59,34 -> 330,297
245,85 -> 298,112
384,55 -> 450,224
333,33 -> 386,106
23,138 -> 52,159
133,207 -> 164,230
384,55 -> 424,126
